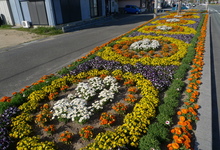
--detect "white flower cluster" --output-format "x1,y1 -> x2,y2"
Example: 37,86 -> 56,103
75,82 -> 96,100
103,76 -> 117,86
166,18 -> 180,22
156,25 -> 172,31
52,98 -> 92,123
130,38 -> 160,51
51,76 -> 119,123
88,77 -> 104,91
174,15 -> 183,18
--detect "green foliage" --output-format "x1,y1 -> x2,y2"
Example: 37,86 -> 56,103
171,79 -> 185,90
0,25 -> 12,28
157,113 -> 172,126
107,41 -> 116,47
0,102 -> 11,114
139,134 -> 161,150
32,27 -> 63,35
174,63 -> 190,80
58,67 -> 69,75
10,93 -> 26,106
165,89 -> 181,99
147,122 -> 170,142
163,97 -> 179,108
158,104 -> 175,116
16,26 -> 63,35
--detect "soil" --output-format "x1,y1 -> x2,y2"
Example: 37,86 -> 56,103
32,79 -> 141,150
0,29 -> 46,49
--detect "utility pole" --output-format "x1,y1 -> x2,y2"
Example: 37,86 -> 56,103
154,0 -> 158,18
177,0 -> 182,15
206,0 -> 208,10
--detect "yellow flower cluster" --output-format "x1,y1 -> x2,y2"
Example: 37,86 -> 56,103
87,69 -> 110,77
150,19 -> 196,25
19,90 -> 47,112
18,100 -> 39,113
28,90 -> 47,102
83,73 -> 159,149
17,136 -> 55,150
112,69 -> 123,76
97,35 -> 189,66
9,112 -> 33,139
51,78 -> 67,88
76,69 -> 111,79
138,25 -> 197,35
161,14 -> 200,19
42,85 -> 57,93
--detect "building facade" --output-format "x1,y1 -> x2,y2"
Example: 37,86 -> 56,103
1,0 -> 109,27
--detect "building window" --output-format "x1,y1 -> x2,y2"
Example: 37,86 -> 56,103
90,0 -> 98,17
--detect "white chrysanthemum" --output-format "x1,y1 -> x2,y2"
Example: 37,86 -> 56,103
130,38 -> 160,51
156,25 -> 172,31
166,18 -> 180,22
75,82 -> 96,100
88,77 -> 104,91
67,93 -> 75,100
103,76 -> 117,86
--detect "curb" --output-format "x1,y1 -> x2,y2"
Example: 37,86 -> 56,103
194,13 -> 212,150
61,16 -> 115,33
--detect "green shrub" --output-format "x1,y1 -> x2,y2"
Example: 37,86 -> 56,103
157,113 -> 173,126
139,134 -> 161,150
174,63 -> 190,79
147,122 -> 170,142
0,102 -> 12,114
10,93 -> 26,106
159,104 -> 175,116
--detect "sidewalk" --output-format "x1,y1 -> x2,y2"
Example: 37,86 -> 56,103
194,13 -> 212,150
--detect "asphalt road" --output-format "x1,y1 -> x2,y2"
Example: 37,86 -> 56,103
0,14 -> 154,98
208,5 -> 220,150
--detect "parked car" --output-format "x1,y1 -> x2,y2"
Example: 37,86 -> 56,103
172,4 -> 188,10
124,5 -> 141,14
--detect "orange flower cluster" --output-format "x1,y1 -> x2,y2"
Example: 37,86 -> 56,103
112,102 -> 128,115
48,92 -> 59,100
60,85 -> 69,91
99,112 -> 116,127
112,39 -> 178,59
32,74 -> 54,86
79,125 -> 94,140
144,25 -> 185,32
165,13 -> 198,19
0,96 -> 11,102
127,86 -> 138,94
167,14 -> 208,150
158,19 -> 188,24
59,131 -> 74,144
35,104 -> 53,127
43,124 -> 55,135
124,93 -> 138,104
123,79 -> 135,86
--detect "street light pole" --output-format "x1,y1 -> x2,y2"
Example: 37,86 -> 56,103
154,0 -> 158,18
206,0 -> 208,10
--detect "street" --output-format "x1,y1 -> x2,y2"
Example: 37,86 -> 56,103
208,4 -> 220,150
0,14 -> 153,97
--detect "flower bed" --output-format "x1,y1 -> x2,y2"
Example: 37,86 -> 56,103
0,10 -> 208,150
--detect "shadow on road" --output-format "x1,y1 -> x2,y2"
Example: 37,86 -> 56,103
63,13 -> 155,33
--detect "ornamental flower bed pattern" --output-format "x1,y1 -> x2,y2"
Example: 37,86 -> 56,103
0,10 -> 208,150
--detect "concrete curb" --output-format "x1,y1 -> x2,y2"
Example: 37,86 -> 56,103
194,13 -> 212,150
61,16 -> 114,33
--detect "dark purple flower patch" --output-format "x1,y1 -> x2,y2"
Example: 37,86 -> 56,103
0,106 -> 20,150
70,56 -> 178,91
